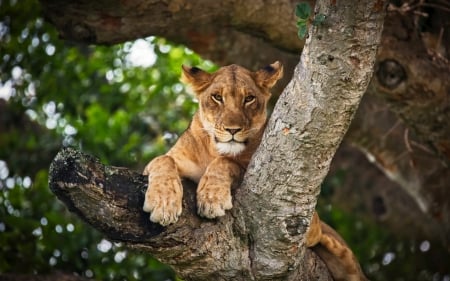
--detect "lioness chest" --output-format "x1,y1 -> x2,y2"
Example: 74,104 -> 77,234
166,115 -> 255,183
165,121 -> 219,182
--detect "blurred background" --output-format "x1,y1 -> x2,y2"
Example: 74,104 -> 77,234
1,0 -> 449,280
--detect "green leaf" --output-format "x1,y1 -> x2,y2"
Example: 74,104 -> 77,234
297,25 -> 308,39
297,19 -> 307,26
295,2 -> 312,19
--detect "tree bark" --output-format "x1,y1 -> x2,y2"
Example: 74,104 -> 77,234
40,0 -> 450,246
48,0 -> 386,279
233,0 -> 386,277
49,147 -> 332,280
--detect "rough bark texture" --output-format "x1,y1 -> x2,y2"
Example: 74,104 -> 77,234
49,147 -> 332,281
233,1 -> 386,278
46,0 -> 386,280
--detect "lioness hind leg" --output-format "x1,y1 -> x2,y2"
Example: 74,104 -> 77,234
197,157 -> 242,219
143,155 -> 183,226
308,212 -> 369,281
317,223 -> 368,281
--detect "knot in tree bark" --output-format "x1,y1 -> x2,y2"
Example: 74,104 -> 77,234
376,59 -> 407,89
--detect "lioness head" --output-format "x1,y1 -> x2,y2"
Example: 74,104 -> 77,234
181,62 -> 283,156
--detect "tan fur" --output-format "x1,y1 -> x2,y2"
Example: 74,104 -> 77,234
307,212 -> 369,281
143,62 -> 368,280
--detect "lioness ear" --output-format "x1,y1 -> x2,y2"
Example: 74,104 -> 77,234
181,65 -> 212,93
254,61 -> 284,89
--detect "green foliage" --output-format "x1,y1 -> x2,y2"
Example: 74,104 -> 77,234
295,2 -> 312,19
295,3 -> 311,39
0,173 -> 176,280
1,0 -> 216,169
295,2 -> 326,39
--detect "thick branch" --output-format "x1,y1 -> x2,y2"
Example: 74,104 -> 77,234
49,148 -> 248,280
49,147 -> 330,280
49,147 -> 165,241
39,0 -> 305,51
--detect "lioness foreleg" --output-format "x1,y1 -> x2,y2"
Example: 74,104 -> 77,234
143,155 -> 183,226
197,157 -> 242,218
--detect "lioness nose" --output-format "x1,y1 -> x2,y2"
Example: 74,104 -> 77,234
225,128 -> 242,135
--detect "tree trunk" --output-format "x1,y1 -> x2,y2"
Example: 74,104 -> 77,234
40,0 -> 450,246
233,0 -> 386,277
48,0 -> 386,279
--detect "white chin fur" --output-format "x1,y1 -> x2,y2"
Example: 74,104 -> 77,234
216,142 -> 246,156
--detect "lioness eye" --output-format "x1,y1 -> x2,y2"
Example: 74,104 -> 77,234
244,95 -> 255,103
212,93 -> 223,103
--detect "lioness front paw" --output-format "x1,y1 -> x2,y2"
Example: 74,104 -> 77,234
197,180 -> 233,219
143,177 -> 183,226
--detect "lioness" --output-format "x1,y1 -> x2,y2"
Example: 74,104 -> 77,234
143,62 -> 368,281
143,62 -> 281,224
